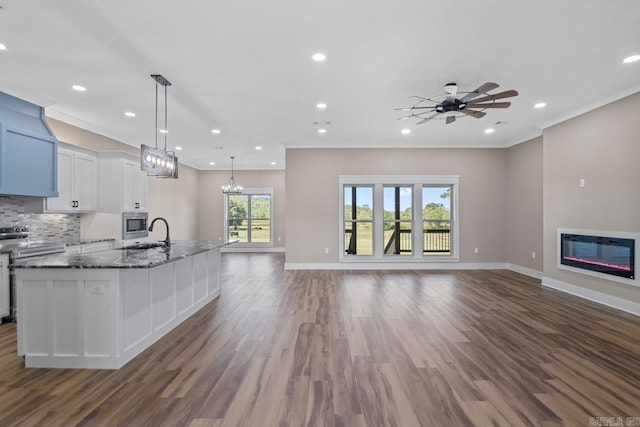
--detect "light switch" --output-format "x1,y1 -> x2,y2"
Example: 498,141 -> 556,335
579,178 -> 585,188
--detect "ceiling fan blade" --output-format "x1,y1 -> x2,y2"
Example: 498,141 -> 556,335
397,115 -> 414,120
459,82 -> 500,102
417,112 -> 439,124
446,116 -> 456,124
409,95 -> 428,101
465,90 -> 519,105
465,101 -> 511,109
394,107 -> 413,111
460,109 -> 486,119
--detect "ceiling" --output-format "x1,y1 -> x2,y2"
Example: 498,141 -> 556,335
1,1 -> 639,170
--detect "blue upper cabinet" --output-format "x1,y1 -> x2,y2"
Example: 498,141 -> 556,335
0,91 -> 58,197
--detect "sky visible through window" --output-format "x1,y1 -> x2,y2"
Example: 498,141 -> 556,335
352,186 -> 449,211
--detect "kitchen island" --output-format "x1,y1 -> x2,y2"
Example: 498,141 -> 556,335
13,240 -> 232,369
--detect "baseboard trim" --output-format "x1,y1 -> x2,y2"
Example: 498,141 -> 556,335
506,263 -> 543,279
284,262 -> 508,271
222,247 -> 286,253
542,276 -> 640,317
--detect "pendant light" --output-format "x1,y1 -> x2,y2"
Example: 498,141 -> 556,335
140,74 -> 179,178
222,156 -> 242,194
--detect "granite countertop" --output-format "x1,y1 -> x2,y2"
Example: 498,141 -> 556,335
12,240 -> 235,269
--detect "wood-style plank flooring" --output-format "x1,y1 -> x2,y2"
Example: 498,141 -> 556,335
1,253 -> 640,426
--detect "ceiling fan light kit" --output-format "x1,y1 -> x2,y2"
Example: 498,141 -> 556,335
396,82 -> 519,125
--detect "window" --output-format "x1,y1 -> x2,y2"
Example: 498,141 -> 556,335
422,186 -> 452,255
225,189 -> 272,246
344,186 -> 373,255
339,176 -> 459,262
383,186 -> 412,255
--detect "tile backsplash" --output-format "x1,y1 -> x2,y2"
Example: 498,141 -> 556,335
0,196 -> 81,241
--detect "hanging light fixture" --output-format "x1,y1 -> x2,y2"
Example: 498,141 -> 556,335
141,74 -> 179,178
222,156 -> 242,194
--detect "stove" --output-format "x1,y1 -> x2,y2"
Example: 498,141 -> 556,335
0,225 -> 66,322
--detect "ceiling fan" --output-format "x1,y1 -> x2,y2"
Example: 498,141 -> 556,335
396,82 -> 518,125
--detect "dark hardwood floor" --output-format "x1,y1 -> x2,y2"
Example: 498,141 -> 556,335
1,253 -> 639,426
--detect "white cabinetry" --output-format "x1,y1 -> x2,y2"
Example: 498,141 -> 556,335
40,146 -> 97,213
65,241 -> 114,255
16,247 -> 222,369
0,254 -> 8,319
97,152 -> 148,212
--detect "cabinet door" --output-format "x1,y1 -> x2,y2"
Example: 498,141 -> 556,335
0,254 -> 9,318
46,149 -> 73,211
122,160 -> 137,211
73,153 -> 97,211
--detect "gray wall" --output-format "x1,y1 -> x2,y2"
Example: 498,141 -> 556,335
506,136 -> 543,271
197,170 -> 286,247
543,91 -> 640,302
285,148 -> 509,264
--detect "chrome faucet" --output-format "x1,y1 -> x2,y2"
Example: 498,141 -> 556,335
148,217 -> 171,247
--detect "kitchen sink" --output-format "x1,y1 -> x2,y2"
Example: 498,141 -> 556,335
118,242 -> 167,250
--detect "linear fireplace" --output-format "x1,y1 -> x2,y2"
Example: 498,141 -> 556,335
559,230 -> 635,281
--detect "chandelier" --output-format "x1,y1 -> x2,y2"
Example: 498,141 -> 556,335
222,156 -> 242,194
141,74 -> 178,178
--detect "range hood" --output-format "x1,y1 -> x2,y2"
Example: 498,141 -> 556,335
0,91 -> 58,197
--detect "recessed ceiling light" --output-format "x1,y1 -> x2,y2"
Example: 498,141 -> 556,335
0,43 -> 7,51
318,128 -> 327,134
209,162 -> 215,166
312,52 -> 326,62
484,128 -> 495,134
255,146 -> 262,150
623,54 -> 640,64
534,102 -> 547,109
316,102 -> 327,109
124,111 -> 136,117
175,146 -> 183,150
211,129 -> 221,134
401,128 -> 411,135
159,129 -> 168,134
72,85 -> 86,92
271,161 -> 277,166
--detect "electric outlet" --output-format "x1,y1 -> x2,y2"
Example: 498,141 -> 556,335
324,247 -> 329,254
579,178 -> 585,188
218,236 -> 222,241
277,237 -> 281,242
90,285 -> 105,295
532,251 -> 536,259
474,247 -> 479,254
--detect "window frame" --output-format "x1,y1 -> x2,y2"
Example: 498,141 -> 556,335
338,175 -> 459,263
224,187 -> 274,248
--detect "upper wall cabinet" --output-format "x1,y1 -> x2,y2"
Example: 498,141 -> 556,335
46,147 -> 97,212
24,143 -> 97,214
0,91 -> 58,197
97,151 -> 148,212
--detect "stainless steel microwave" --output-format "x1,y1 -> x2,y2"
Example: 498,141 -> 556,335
122,212 -> 149,240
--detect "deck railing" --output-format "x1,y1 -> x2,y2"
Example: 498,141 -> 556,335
345,220 -> 451,255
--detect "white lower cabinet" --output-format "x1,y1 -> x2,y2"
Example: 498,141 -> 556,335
16,247 -> 221,369
66,241 -> 113,255
0,254 -> 9,319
